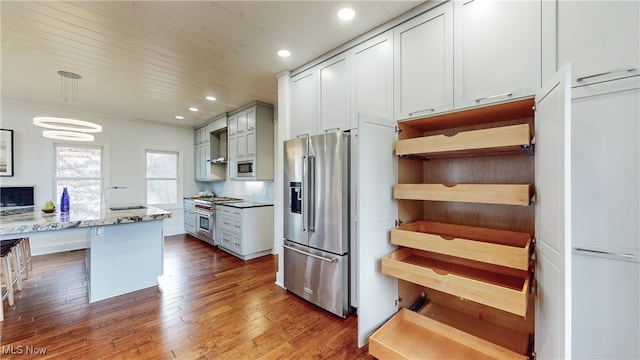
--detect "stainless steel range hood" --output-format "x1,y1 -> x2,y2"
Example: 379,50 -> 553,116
210,157 -> 227,164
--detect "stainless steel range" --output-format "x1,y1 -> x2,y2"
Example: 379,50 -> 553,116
193,197 -> 242,246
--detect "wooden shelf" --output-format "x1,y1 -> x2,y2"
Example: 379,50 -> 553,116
369,308 -> 528,360
396,123 -> 531,159
394,183 -> 533,205
381,248 -> 530,316
391,221 -> 532,270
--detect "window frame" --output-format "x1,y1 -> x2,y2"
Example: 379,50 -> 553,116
53,142 -> 104,206
144,148 -> 182,209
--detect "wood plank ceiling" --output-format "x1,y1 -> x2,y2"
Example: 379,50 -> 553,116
1,1 -> 422,128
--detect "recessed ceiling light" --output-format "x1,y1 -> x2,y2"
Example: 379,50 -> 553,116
189,107 -> 199,112
337,8 -> 355,21
175,115 -> 184,120
277,49 -> 291,58
206,96 -> 216,101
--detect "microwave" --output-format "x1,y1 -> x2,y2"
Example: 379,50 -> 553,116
237,159 -> 255,177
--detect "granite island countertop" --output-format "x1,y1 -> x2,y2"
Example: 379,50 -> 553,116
0,203 -> 171,236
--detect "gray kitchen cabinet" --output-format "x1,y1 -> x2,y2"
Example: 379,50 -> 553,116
453,0 -> 541,109
195,114 -> 227,181
350,30 -> 394,125
290,68 -> 317,139
183,198 -> 197,236
318,52 -> 351,133
216,204 -> 273,260
194,125 -> 211,181
394,1 -> 453,121
228,101 -> 274,180
227,134 -> 237,179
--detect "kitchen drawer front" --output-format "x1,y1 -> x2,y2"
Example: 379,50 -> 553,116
219,230 -> 234,249
382,248 -> 530,317
232,234 -> 242,253
218,215 -> 235,232
391,221 -> 532,271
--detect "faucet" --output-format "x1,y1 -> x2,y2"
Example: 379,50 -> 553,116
102,186 -> 127,210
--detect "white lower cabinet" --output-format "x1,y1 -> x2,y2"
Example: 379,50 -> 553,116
216,204 -> 273,260
183,199 -> 196,236
570,82 -> 639,359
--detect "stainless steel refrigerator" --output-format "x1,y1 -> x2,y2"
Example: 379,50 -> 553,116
283,131 -> 350,318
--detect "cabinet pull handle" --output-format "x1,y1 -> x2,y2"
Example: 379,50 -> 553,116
408,108 -> 435,116
574,247 -> 635,259
283,244 -> 336,263
296,133 -> 310,138
475,91 -> 513,103
576,67 -> 636,82
324,127 -> 341,133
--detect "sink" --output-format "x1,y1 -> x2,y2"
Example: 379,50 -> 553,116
109,205 -> 146,211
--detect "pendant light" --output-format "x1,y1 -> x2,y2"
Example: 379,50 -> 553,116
33,71 -> 102,141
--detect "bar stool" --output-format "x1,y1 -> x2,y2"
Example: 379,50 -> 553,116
15,237 -> 32,280
1,240 -> 21,321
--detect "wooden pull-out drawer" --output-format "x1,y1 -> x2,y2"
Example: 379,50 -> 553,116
391,221 -> 532,270
382,248 -> 530,316
369,308 -> 527,360
395,123 -> 531,158
394,183 -> 533,206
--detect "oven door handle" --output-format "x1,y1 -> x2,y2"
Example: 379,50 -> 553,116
283,244 -> 336,263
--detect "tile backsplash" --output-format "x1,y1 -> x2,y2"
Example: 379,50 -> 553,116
202,181 -> 273,204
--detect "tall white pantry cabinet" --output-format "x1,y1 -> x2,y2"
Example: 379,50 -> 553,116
282,0 -> 639,359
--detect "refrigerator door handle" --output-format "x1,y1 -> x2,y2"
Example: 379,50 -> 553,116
308,155 -> 316,232
283,244 -> 336,263
302,155 -> 308,231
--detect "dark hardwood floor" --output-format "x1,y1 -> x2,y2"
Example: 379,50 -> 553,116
0,234 -> 373,359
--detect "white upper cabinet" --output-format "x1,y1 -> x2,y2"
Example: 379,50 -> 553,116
454,0 -> 541,109
351,31 -> 394,124
394,1 -> 453,120
557,0 -> 639,87
228,113 -> 238,136
318,53 -> 351,133
290,68 -> 317,139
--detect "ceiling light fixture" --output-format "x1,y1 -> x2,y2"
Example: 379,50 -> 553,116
175,115 -> 184,120
32,71 -> 103,142
42,131 -> 94,142
206,96 -> 216,101
277,49 -> 291,57
33,117 -> 102,133
189,107 -> 199,112
337,8 -> 355,21
58,70 -> 81,104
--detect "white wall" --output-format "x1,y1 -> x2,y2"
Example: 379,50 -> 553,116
0,100 -> 198,254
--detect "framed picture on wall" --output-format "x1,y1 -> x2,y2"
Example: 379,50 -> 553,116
0,129 -> 14,177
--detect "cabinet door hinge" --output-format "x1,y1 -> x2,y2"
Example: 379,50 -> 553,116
394,126 -> 402,134
395,219 -> 403,227
394,296 -> 403,307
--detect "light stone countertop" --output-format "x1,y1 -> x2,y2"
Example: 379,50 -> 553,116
0,203 -> 171,236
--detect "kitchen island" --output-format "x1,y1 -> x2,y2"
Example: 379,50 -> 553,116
0,204 -> 171,303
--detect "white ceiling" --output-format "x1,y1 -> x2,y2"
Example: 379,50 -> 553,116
1,1 -> 423,129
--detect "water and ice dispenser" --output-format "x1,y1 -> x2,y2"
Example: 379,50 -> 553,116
289,182 -> 302,214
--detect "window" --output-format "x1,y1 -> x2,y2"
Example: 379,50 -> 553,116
146,150 -> 179,206
54,144 -> 103,206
